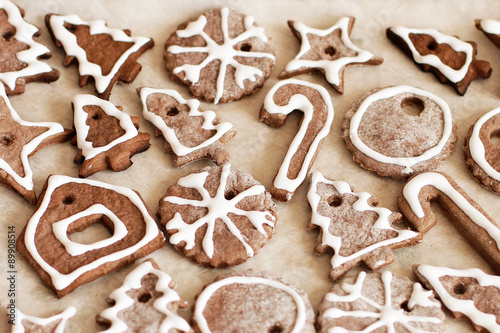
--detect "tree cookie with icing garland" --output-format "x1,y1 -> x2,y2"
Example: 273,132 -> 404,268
157,163 -> 277,268
45,13 -> 154,100
138,87 -> 236,167
387,26 -> 491,95
0,0 -> 60,95
414,264 -> 500,333
16,174 -> 165,298
164,7 -> 275,104
279,17 -> 383,94
96,259 -> 192,333
307,171 -> 422,281
342,85 -> 457,179
192,270 -> 316,333
464,107 -> 500,194
72,94 -> 151,178
317,270 -> 445,333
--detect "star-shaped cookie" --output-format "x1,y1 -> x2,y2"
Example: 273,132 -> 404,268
13,306 -> 76,333
0,86 -> 72,204
279,17 -> 383,94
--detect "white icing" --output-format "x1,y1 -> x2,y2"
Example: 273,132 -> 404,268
264,79 -> 334,198
389,26 -> 473,83
0,0 -> 56,90
324,271 -> 442,332
52,204 -> 128,256
139,87 -> 233,156
48,14 -> 151,94
167,7 -> 275,104
13,306 -> 76,333
23,174 -> 164,291
308,172 -> 419,270
72,94 -> 139,160
98,260 -> 191,333
468,106 -> 500,181
402,172 -> 500,251
416,264 -> 500,332
349,85 -> 453,174
194,275 -> 307,333
164,163 -> 275,259
285,17 -> 377,86
407,283 -> 441,311
0,85 -> 65,191
479,19 -> 500,35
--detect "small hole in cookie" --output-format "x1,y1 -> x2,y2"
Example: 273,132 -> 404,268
138,292 -> 152,303
427,41 -> 438,51
490,131 -> 500,148
324,46 -> 336,57
453,283 -> 466,295
167,107 -> 179,117
401,97 -> 424,116
91,113 -> 100,120
269,324 -> 282,333
63,196 -> 74,205
225,190 -> 237,200
241,43 -> 252,52
0,133 -> 15,146
328,195 -> 343,207
3,30 -> 15,41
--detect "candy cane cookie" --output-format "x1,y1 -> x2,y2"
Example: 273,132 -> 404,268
398,172 -> 500,274
16,174 -> 165,297
342,85 -> 457,179
260,79 -> 334,202
464,107 -> 500,193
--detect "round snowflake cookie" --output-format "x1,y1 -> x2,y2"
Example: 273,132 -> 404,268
164,7 -> 275,104
192,270 -> 316,333
318,271 -> 445,333
157,164 -> 277,268
342,85 -> 457,179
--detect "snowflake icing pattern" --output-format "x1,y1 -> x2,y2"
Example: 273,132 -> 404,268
167,7 -> 275,104
163,164 -> 275,258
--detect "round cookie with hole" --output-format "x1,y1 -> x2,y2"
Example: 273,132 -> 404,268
342,85 -> 457,179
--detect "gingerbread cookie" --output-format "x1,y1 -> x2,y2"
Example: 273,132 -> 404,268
16,174 -> 165,297
475,19 -> 500,49
308,172 -> 422,280
387,26 -> 491,95
342,85 -> 457,179
165,7 -> 275,104
398,172 -> 500,274
0,0 -> 60,95
72,94 -> 150,178
45,13 -> 154,100
260,79 -> 334,202
0,85 -> 72,204
317,271 -> 445,333
13,306 -> 76,333
193,270 -> 316,333
138,87 -> 235,167
279,17 -> 383,94
464,107 -> 500,193
414,264 -> 500,333
96,259 -> 192,333
157,164 -> 277,268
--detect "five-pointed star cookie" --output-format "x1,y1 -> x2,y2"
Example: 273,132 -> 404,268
0,86 -> 72,204
279,17 -> 383,94
13,306 -> 76,333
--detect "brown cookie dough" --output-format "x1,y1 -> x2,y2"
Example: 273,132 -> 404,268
192,270 -> 316,333
16,174 -> 165,297
71,94 -> 150,178
164,7 -> 275,104
308,172 -> 422,281
138,87 -> 236,167
45,13 -> 154,100
342,85 -> 457,179
387,26 -> 491,95
464,107 -> 500,194
317,271 -> 445,333
279,17 -> 383,94
157,164 -> 277,268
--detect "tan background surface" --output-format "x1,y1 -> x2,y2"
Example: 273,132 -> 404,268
1,0 -> 500,331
